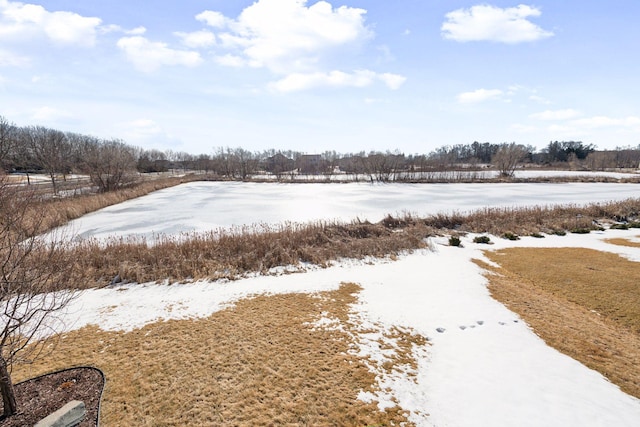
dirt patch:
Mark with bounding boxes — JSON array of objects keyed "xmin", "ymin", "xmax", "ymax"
[
  {"xmin": 9, "ymin": 283, "xmax": 418, "ymax": 426},
  {"xmin": 477, "ymin": 247, "xmax": 640, "ymax": 398},
  {"xmin": 0, "ymin": 367, "xmax": 104, "ymax": 427}
]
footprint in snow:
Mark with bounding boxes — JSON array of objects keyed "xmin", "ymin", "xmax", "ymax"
[{"xmin": 436, "ymin": 327, "xmax": 446, "ymax": 333}]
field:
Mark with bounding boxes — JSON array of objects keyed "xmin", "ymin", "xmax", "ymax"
[{"xmin": 5, "ymin": 181, "xmax": 640, "ymax": 426}]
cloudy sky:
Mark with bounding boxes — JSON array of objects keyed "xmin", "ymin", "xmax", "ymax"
[{"xmin": 1, "ymin": 0, "xmax": 639, "ymax": 154}]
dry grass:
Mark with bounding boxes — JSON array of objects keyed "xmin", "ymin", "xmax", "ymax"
[
  {"xmin": 12, "ymin": 283, "xmax": 419, "ymax": 426},
  {"xmin": 423, "ymin": 198, "xmax": 640, "ymax": 236},
  {"xmin": 605, "ymin": 236, "xmax": 640, "ymax": 248},
  {"xmin": 36, "ymin": 197, "xmax": 640, "ymax": 290},
  {"xmin": 477, "ymin": 248, "xmax": 640, "ymax": 398},
  {"xmin": 66, "ymin": 219, "xmax": 433, "ymax": 287}
]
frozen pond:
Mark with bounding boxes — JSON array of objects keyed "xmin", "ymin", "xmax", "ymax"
[{"xmin": 62, "ymin": 181, "xmax": 640, "ymax": 241}]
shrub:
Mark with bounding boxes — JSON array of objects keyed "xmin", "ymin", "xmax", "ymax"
[
  {"xmin": 502, "ymin": 232, "xmax": 520, "ymax": 241},
  {"xmin": 473, "ymin": 235, "xmax": 492, "ymax": 244},
  {"xmin": 610, "ymin": 223, "xmax": 629, "ymax": 230},
  {"xmin": 448, "ymin": 235, "xmax": 462, "ymax": 247},
  {"xmin": 571, "ymin": 228, "xmax": 591, "ymax": 234},
  {"xmin": 553, "ymin": 230, "xmax": 567, "ymax": 236},
  {"xmin": 530, "ymin": 232, "xmax": 545, "ymax": 238},
  {"xmin": 628, "ymin": 221, "xmax": 640, "ymax": 228}
]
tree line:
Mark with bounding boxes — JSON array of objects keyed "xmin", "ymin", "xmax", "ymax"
[{"xmin": 2, "ymin": 115, "xmax": 639, "ymax": 190}]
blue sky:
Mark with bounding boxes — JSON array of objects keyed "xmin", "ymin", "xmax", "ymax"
[{"xmin": 1, "ymin": 0, "xmax": 639, "ymax": 154}]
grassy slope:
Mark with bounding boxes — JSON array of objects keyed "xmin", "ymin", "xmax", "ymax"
[{"xmin": 478, "ymin": 245, "xmax": 640, "ymax": 398}]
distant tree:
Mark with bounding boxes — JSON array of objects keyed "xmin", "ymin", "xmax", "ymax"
[
  {"xmin": 0, "ymin": 178, "xmax": 79, "ymax": 417},
  {"xmin": 80, "ymin": 139, "xmax": 138, "ymax": 192},
  {"xmin": 543, "ymin": 141, "xmax": 595, "ymax": 163},
  {"xmin": 492, "ymin": 143, "xmax": 529, "ymax": 177},
  {"xmin": 24, "ymin": 126, "xmax": 72, "ymax": 194},
  {"xmin": 137, "ymin": 149, "xmax": 169, "ymax": 173},
  {"xmin": 0, "ymin": 116, "xmax": 17, "ymax": 173}
]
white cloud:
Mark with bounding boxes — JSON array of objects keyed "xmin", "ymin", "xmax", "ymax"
[
  {"xmin": 457, "ymin": 88, "xmax": 503, "ymax": 104},
  {"xmin": 117, "ymin": 36, "xmax": 203, "ymax": 72},
  {"xmin": 269, "ymin": 69, "xmax": 405, "ymax": 93},
  {"xmin": 530, "ymin": 109, "xmax": 582, "ymax": 121},
  {"xmin": 379, "ymin": 73, "xmax": 406, "ymax": 90},
  {"xmin": 100, "ymin": 24, "xmax": 146, "ymax": 36},
  {"xmin": 529, "ymin": 94, "xmax": 551, "ymax": 104},
  {"xmin": 174, "ymin": 30, "xmax": 216, "ymax": 48},
  {"xmin": 214, "ymin": 54, "xmax": 247, "ymax": 67},
  {"xmin": 199, "ymin": 0, "xmax": 372, "ymax": 73},
  {"xmin": 0, "ymin": 0, "xmax": 102, "ymax": 46},
  {"xmin": 441, "ymin": 4, "xmax": 553, "ymax": 44},
  {"xmin": 196, "ymin": 10, "xmax": 228, "ymax": 28}
]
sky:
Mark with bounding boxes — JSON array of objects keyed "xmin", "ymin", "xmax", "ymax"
[{"xmin": 1, "ymin": 0, "xmax": 639, "ymax": 155}]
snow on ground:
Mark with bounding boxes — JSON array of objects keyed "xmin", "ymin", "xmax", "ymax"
[
  {"xmin": 59, "ymin": 181, "xmax": 640, "ymax": 242},
  {"xmin": 46, "ymin": 182, "xmax": 640, "ymax": 425},
  {"xmin": 62, "ymin": 229, "xmax": 640, "ymax": 426}
]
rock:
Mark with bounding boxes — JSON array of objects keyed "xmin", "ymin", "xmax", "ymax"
[{"xmin": 34, "ymin": 400, "xmax": 86, "ymax": 427}]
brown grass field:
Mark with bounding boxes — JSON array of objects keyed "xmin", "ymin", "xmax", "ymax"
[
  {"xmin": 11, "ymin": 283, "xmax": 426, "ymax": 426},
  {"xmin": 478, "ymin": 246, "xmax": 640, "ymax": 399}
]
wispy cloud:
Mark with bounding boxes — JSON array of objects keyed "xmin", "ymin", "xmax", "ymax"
[
  {"xmin": 174, "ymin": 30, "xmax": 216, "ymax": 48},
  {"xmin": 117, "ymin": 36, "xmax": 202, "ymax": 72},
  {"xmin": 457, "ymin": 88, "xmax": 503, "ymax": 104},
  {"xmin": 269, "ymin": 69, "xmax": 405, "ymax": 93},
  {"xmin": 442, "ymin": 4, "xmax": 553, "ymax": 44}
]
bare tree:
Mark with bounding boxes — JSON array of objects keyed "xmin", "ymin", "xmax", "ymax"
[
  {"xmin": 0, "ymin": 117, "xmax": 17, "ymax": 173},
  {"xmin": 0, "ymin": 178, "xmax": 79, "ymax": 417},
  {"xmin": 24, "ymin": 126, "xmax": 72, "ymax": 194},
  {"xmin": 492, "ymin": 143, "xmax": 529, "ymax": 177},
  {"xmin": 80, "ymin": 139, "xmax": 138, "ymax": 192}
]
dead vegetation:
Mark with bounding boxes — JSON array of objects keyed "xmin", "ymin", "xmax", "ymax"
[
  {"xmin": 53, "ymin": 197, "xmax": 640, "ymax": 289},
  {"xmin": 605, "ymin": 237, "xmax": 640, "ymax": 248},
  {"xmin": 477, "ymin": 247, "xmax": 640, "ymax": 398},
  {"xmin": 10, "ymin": 283, "xmax": 421, "ymax": 426}
]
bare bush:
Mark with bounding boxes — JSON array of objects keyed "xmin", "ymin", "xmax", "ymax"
[{"xmin": 0, "ymin": 178, "xmax": 79, "ymax": 417}]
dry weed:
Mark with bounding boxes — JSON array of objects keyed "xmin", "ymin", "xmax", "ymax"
[{"xmin": 477, "ymin": 247, "xmax": 640, "ymax": 398}]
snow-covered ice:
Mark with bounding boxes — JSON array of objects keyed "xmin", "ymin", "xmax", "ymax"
[
  {"xmin": 50, "ymin": 182, "xmax": 640, "ymax": 425},
  {"xmin": 58, "ymin": 181, "xmax": 640, "ymax": 242}
]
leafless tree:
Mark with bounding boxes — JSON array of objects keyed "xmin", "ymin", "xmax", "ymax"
[
  {"xmin": 0, "ymin": 117, "xmax": 17, "ymax": 173},
  {"xmin": 0, "ymin": 178, "xmax": 79, "ymax": 417},
  {"xmin": 492, "ymin": 143, "xmax": 529, "ymax": 177},
  {"xmin": 80, "ymin": 139, "xmax": 138, "ymax": 192},
  {"xmin": 24, "ymin": 126, "xmax": 72, "ymax": 194}
]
